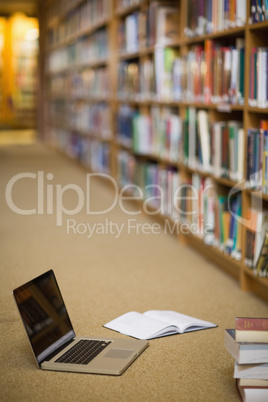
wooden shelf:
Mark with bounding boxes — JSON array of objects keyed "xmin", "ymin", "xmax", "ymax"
[
  {"xmin": 40, "ymin": 0, "xmax": 268, "ymax": 304},
  {"xmin": 248, "ymin": 20, "xmax": 268, "ymax": 31},
  {"xmin": 47, "ymin": 17, "xmax": 111, "ymax": 52},
  {"xmin": 182, "ymin": 25, "xmax": 246, "ymax": 45}
]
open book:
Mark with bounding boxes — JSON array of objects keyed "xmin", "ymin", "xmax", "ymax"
[{"xmin": 104, "ymin": 310, "xmax": 217, "ymax": 340}]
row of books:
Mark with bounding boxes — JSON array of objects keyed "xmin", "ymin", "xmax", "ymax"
[
  {"xmin": 117, "ymin": 3, "xmax": 180, "ymax": 54},
  {"xmin": 48, "ymin": 0, "xmax": 111, "ymax": 27},
  {"xmin": 118, "ymin": 13, "xmax": 143, "ymax": 54},
  {"xmin": 246, "ymin": 121, "xmax": 268, "ymax": 193},
  {"xmin": 117, "ymin": 150, "xmax": 180, "ymax": 220},
  {"xmin": 49, "ymin": 67, "xmax": 110, "ymax": 100},
  {"xmin": 250, "ymin": 0, "xmax": 268, "ymax": 23},
  {"xmin": 183, "ymin": 108, "xmax": 244, "ymax": 181},
  {"xmin": 117, "ymin": 105, "xmax": 182, "ymax": 162},
  {"xmin": 47, "ymin": 0, "xmax": 73, "ymax": 21},
  {"xmin": 117, "ymin": 39, "xmax": 245, "ymax": 105},
  {"xmin": 244, "ymin": 208, "xmax": 268, "ymax": 277},
  {"xmin": 48, "ymin": 28, "xmax": 109, "ymax": 73},
  {"xmin": 49, "ymin": 127, "xmax": 110, "ymax": 173},
  {"xmin": 254, "ymin": 231, "xmax": 268, "ymax": 278},
  {"xmin": 117, "ymin": 60, "xmax": 140, "ymax": 100},
  {"xmin": 116, "ymin": 0, "xmax": 142, "ymax": 10},
  {"xmin": 117, "ymin": 151, "xmax": 243, "ymax": 258},
  {"xmin": 178, "ymin": 174, "xmax": 242, "ymax": 259},
  {"xmin": 185, "ymin": 0, "xmax": 246, "ymax": 37},
  {"xmin": 68, "ymin": 101, "xmax": 112, "ymax": 139},
  {"xmin": 225, "ymin": 317, "xmax": 268, "ymax": 402},
  {"xmin": 47, "ymin": 0, "xmax": 78, "ymax": 21},
  {"xmin": 117, "ymin": 106, "xmax": 244, "ymax": 182},
  {"xmin": 156, "ymin": 40, "xmax": 245, "ymax": 105},
  {"xmin": 48, "ymin": 100, "xmax": 112, "ymax": 140},
  {"xmin": 249, "ymin": 47, "xmax": 268, "ymax": 109},
  {"xmin": 48, "ymin": 0, "xmax": 111, "ymax": 47}
]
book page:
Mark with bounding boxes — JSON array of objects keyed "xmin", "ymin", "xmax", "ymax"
[
  {"xmin": 144, "ymin": 310, "xmax": 217, "ymax": 332},
  {"xmin": 104, "ymin": 311, "xmax": 178, "ymax": 340}
]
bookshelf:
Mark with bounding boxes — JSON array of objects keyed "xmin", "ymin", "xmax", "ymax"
[{"xmin": 40, "ymin": 0, "xmax": 268, "ymax": 303}]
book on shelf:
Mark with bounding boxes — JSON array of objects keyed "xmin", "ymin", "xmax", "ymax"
[
  {"xmin": 255, "ymin": 232, "xmax": 268, "ymax": 277},
  {"xmin": 49, "ymin": 128, "xmax": 110, "ymax": 174},
  {"xmin": 183, "ymin": 108, "xmax": 244, "ymax": 180},
  {"xmin": 48, "ymin": 28, "xmax": 109, "ymax": 73},
  {"xmin": 250, "ymin": 0, "xmax": 268, "ymax": 23},
  {"xmin": 224, "ymin": 329, "xmax": 268, "ymax": 364},
  {"xmin": 235, "ymin": 317, "xmax": 268, "ymax": 343},
  {"xmin": 117, "ymin": 151, "xmax": 136, "ymax": 187},
  {"xmin": 191, "ymin": 174, "xmax": 206, "ymax": 238},
  {"xmin": 140, "ymin": 58, "xmax": 156, "ymax": 100},
  {"xmin": 202, "ymin": 178, "xmax": 215, "ymax": 245},
  {"xmin": 197, "ymin": 109, "xmax": 210, "ymax": 172},
  {"xmin": 155, "ymin": 5, "xmax": 180, "ymax": 45},
  {"xmin": 48, "ymin": 0, "xmax": 111, "ymax": 45},
  {"xmin": 244, "ymin": 209, "xmax": 268, "ymax": 269},
  {"xmin": 226, "ymin": 192, "xmax": 242, "ymax": 259},
  {"xmin": 236, "ymin": 378, "xmax": 268, "ymax": 402},
  {"xmin": 215, "ymin": 195, "xmax": 230, "ymax": 251},
  {"xmin": 262, "ymin": 120, "xmax": 268, "ymax": 194},
  {"xmin": 117, "ymin": 106, "xmax": 182, "ymax": 162},
  {"xmin": 132, "ymin": 113, "xmax": 151, "ymax": 155},
  {"xmin": 214, "ymin": 192, "xmax": 241, "ymax": 259},
  {"xmin": 63, "ymin": 67, "xmax": 110, "ymax": 100},
  {"xmin": 132, "ymin": 38, "xmax": 245, "ymax": 105},
  {"xmin": 117, "ymin": 60, "xmax": 140, "ymax": 100},
  {"xmin": 184, "ymin": 0, "xmax": 246, "ymax": 37},
  {"xmin": 147, "ymin": 2, "xmax": 180, "ymax": 47},
  {"xmin": 90, "ymin": 140, "xmax": 110, "ymax": 174},
  {"xmin": 104, "ymin": 310, "xmax": 217, "ymax": 340},
  {"xmin": 117, "ymin": 151, "xmax": 180, "ymax": 219},
  {"xmin": 117, "ymin": 105, "xmax": 136, "ymax": 148},
  {"xmin": 174, "ymin": 172, "xmax": 242, "ymax": 257},
  {"xmin": 117, "ymin": 0, "xmax": 141, "ymax": 9},
  {"xmin": 123, "ymin": 12, "xmax": 140, "ymax": 53},
  {"xmin": 69, "ymin": 102, "xmax": 112, "ymax": 139},
  {"xmin": 154, "ymin": 46, "xmax": 179, "ymax": 101},
  {"xmin": 246, "ymin": 121, "xmax": 268, "ymax": 192},
  {"xmin": 249, "ymin": 47, "xmax": 268, "ymax": 109}
]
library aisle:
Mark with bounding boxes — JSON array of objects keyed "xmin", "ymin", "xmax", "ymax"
[{"xmin": 0, "ymin": 142, "xmax": 267, "ymax": 402}]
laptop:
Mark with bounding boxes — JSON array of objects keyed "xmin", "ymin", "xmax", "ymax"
[{"xmin": 13, "ymin": 269, "xmax": 148, "ymax": 375}]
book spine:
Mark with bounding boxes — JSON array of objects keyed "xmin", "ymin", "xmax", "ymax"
[{"xmin": 236, "ymin": 317, "xmax": 268, "ymax": 331}]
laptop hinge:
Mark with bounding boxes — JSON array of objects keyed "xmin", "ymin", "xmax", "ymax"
[{"xmin": 40, "ymin": 338, "xmax": 75, "ymax": 366}]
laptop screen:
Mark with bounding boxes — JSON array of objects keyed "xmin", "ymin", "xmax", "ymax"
[{"xmin": 13, "ymin": 270, "xmax": 75, "ymax": 365}]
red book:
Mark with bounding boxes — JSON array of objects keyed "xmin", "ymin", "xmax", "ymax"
[
  {"xmin": 204, "ymin": 39, "xmax": 213, "ymax": 104},
  {"xmin": 235, "ymin": 317, "xmax": 268, "ymax": 343}
]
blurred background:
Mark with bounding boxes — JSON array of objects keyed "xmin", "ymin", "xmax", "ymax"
[{"xmin": 0, "ymin": 0, "xmax": 39, "ymax": 145}]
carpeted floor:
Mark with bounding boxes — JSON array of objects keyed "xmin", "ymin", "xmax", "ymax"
[{"xmin": 0, "ymin": 142, "xmax": 267, "ymax": 402}]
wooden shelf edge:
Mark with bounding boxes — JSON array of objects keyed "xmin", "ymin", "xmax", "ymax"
[
  {"xmin": 240, "ymin": 268, "xmax": 268, "ymax": 303},
  {"xmin": 182, "ymin": 232, "xmax": 241, "ymax": 281},
  {"xmin": 248, "ymin": 20, "xmax": 268, "ymax": 31},
  {"xmin": 182, "ymin": 25, "xmax": 246, "ymax": 45}
]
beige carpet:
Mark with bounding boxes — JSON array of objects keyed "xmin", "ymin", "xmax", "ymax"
[{"xmin": 0, "ymin": 143, "xmax": 267, "ymax": 402}]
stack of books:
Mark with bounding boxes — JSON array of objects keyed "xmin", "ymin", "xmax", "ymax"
[{"xmin": 225, "ymin": 317, "xmax": 268, "ymax": 401}]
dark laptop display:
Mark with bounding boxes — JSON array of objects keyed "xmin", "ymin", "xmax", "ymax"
[
  {"xmin": 13, "ymin": 270, "xmax": 149, "ymax": 375},
  {"xmin": 13, "ymin": 270, "xmax": 75, "ymax": 365}
]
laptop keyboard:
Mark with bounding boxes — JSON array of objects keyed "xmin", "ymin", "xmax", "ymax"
[{"xmin": 55, "ymin": 339, "xmax": 111, "ymax": 365}]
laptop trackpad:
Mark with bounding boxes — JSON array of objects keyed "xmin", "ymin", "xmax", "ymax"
[{"xmin": 103, "ymin": 349, "xmax": 134, "ymax": 359}]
